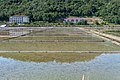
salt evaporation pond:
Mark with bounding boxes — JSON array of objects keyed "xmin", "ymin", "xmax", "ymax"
[{"xmin": 0, "ymin": 53, "xmax": 120, "ymax": 80}]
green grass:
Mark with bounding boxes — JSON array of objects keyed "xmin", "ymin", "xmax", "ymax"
[
  {"xmin": 0, "ymin": 52, "xmax": 101, "ymax": 62},
  {"xmin": 12, "ymin": 36, "xmax": 104, "ymax": 41},
  {"xmin": 94, "ymin": 28, "xmax": 120, "ymax": 37},
  {"xmin": 29, "ymin": 33, "xmax": 70, "ymax": 36},
  {"xmin": 0, "ymin": 42, "xmax": 119, "ymax": 51},
  {"xmin": 29, "ymin": 33, "xmax": 92, "ymax": 37},
  {"xmin": 0, "ymin": 37, "xmax": 10, "ymax": 40},
  {"xmin": 104, "ymin": 31, "xmax": 120, "ymax": 37}
]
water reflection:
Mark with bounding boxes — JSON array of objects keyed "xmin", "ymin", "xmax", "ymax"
[
  {"xmin": 0, "ymin": 52, "xmax": 101, "ymax": 63},
  {"xmin": 0, "ymin": 53, "xmax": 120, "ymax": 80}
]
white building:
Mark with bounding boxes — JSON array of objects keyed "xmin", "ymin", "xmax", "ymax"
[
  {"xmin": 9, "ymin": 15, "xmax": 29, "ymax": 24},
  {"xmin": 64, "ymin": 17, "xmax": 83, "ymax": 23},
  {"xmin": 64, "ymin": 17, "xmax": 104, "ymax": 24}
]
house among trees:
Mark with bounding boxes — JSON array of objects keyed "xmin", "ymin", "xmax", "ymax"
[
  {"xmin": 9, "ymin": 15, "xmax": 29, "ymax": 24},
  {"xmin": 64, "ymin": 17, "xmax": 104, "ymax": 25},
  {"xmin": 64, "ymin": 17, "xmax": 85, "ymax": 23}
]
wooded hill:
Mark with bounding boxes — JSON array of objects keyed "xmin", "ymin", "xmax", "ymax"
[{"xmin": 0, "ymin": 0, "xmax": 120, "ymax": 24}]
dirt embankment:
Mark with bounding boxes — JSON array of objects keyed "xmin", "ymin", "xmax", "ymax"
[
  {"xmin": 91, "ymin": 30, "xmax": 120, "ymax": 46},
  {"xmin": 77, "ymin": 27, "xmax": 120, "ymax": 46}
]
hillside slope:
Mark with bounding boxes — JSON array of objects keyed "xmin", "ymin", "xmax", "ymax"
[{"xmin": 0, "ymin": 0, "xmax": 120, "ymax": 24}]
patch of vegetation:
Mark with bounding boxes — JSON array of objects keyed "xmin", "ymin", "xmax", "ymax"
[
  {"xmin": 0, "ymin": 37, "xmax": 10, "ymax": 40},
  {"xmin": 104, "ymin": 29, "xmax": 120, "ymax": 37},
  {"xmin": 0, "ymin": 42, "xmax": 119, "ymax": 51},
  {"xmin": 0, "ymin": 0, "xmax": 120, "ymax": 24},
  {"xmin": 95, "ymin": 28, "xmax": 120, "ymax": 37},
  {"xmin": 0, "ymin": 27, "xmax": 119, "ymax": 51},
  {"xmin": 12, "ymin": 36, "xmax": 104, "ymax": 41},
  {"xmin": 0, "ymin": 52, "xmax": 101, "ymax": 63}
]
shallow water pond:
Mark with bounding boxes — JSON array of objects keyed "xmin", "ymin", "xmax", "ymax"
[{"xmin": 0, "ymin": 53, "xmax": 120, "ymax": 80}]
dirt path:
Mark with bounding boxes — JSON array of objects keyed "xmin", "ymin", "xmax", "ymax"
[
  {"xmin": 78, "ymin": 28, "xmax": 120, "ymax": 46},
  {"xmin": 90, "ymin": 30, "xmax": 120, "ymax": 46}
]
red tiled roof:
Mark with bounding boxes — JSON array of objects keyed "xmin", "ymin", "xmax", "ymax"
[
  {"xmin": 64, "ymin": 17, "xmax": 82, "ymax": 20},
  {"xmin": 64, "ymin": 17, "xmax": 95, "ymax": 21}
]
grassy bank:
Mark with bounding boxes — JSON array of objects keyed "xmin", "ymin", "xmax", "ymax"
[
  {"xmin": 0, "ymin": 42, "xmax": 119, "ymax": 51},
  {"xmin": 94, "ymin": 28, "xmax": 120, "ymax": 37},
  {"xmin": 12, "ymin": 36, "xmax": 103, "ymax": 41},
  {"xmin": 104, "ymin": 30, "xmax": 120, "ymax": 37}
]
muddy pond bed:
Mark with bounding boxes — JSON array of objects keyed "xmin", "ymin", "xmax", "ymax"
[
  {"xmin": 0, "ymin": 27, "xmax": 120, "ymax": 51},
  {"xmin": 0, "ymin": 27, "xmax": 120, "ymax": 80}
]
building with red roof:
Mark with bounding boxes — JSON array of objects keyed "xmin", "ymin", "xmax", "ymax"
[{"xmin": 64, "ymin": 17, "xmax": 104, "ymax": 24}]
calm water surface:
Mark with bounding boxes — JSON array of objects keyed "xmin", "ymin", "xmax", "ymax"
[{"xmin": 0, "ymin": 53, "xmax": 120, "ymax": 80}]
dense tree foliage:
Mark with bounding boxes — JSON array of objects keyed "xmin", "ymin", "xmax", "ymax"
[{"xmin": 0, "ymin": 0, "xmax": 120, "ymax": 24}]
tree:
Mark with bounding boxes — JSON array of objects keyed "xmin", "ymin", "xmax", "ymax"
[{"xmin": 0, "ymin": 0, "xmax": 120, "ymax": 24}]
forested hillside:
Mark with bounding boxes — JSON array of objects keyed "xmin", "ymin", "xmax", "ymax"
[{"xmin": 0, "ymin": 0, "xmax": 120, "ymax": 24}]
